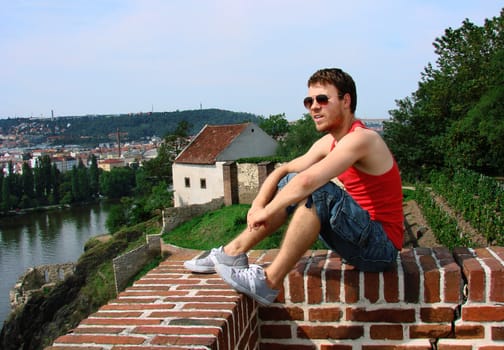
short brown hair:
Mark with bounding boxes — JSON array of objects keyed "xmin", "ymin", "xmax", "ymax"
[{"xmin": 308, "ymin": 68, "xmax": 357, "ymax": 113}]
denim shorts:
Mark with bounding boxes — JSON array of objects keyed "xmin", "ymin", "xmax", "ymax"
[{"xmin": 277, "ymin": 173, "xmax": 398, "ymax": 272}]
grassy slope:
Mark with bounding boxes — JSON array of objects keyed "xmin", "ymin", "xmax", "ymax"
[{"xmin": 162, "ymin": 204, "xmax": 326, "ymax": 250}]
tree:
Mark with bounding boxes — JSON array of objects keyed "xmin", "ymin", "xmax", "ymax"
[
  {"xmin": 384, "ymin": 9, "xmax": 504, "ymax": 179},
  {"xmin": 100, "ymin": 167, "xmax": 136, "ymax": 199},
  {"xmin": 88, "ymin": 154, "xmax": 100, "ymax": 197},
  {"xmin": 50, "ymin": 164, "xmax": 61, "ymax": 204},
  {"xmin": 258, "ymin": 113, "xmax": 290, "ymax": 140},
  {"xmin": 21, "ymin": 162, "xmax": 34, "ymax": 199},
  {"xmin": 277, "ymin": 114, "xmax": 321, "ymax": 159}
]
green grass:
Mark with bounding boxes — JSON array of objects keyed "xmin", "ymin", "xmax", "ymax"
[{"xmin": 162, "ymin": 204, "xmax": 326, "ymax": 250}]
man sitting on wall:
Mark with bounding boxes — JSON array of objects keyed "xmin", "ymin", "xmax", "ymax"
[{"xmin": 184, "ymin": 68, "xmax": 404, "ymax": 305}]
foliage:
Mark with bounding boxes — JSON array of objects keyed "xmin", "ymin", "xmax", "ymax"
[
  {"xmin": 99, "ymin": 167, "xmax": 136, "ymax": 199},
  {"xmin": 277, "ymin": 114, "xmax": 322, "ymax": 159},
  {"xmin": 258, "ymin": 113, "xmax": 290, "ymax": 140},
  {"xmin": 0, "ymin": 109, "xmax": 260, "ymax": 146},
  {"xmin": 413, "ymin": 183, "xmax": 474, "ymax": 249},
  {"xmin": 429, "ymin": 169, "xmax": 503, "ymax": 245},
  {"xmin": 162, "ymin": 204, "xmax": 325, "ymax": 250},
  {"xmin": 384, "ymin": 9, "xmax": 504, "ymax": 179}
]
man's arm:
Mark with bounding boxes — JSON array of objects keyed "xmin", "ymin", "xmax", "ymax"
[
  {"xmin": 250, "ymin": 134, "xmax": 331, "ymax": 209},
  {"xmin": 248, "ymin": 129, "xmax": 379, "ymax": 229}
]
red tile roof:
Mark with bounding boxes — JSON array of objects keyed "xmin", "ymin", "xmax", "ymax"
[{"xmin": 174, "ymin": 123, "xmax": 249, "ymax": 164}]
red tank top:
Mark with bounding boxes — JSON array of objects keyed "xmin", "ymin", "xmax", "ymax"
[{"xmin": 332, "ymin": 120, "xmax": 404, "ymax": 249}]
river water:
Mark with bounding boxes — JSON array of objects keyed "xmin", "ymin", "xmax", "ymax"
[{"xmin": 0, "ymin": 201, "xmax": 112, "ymax": 326}]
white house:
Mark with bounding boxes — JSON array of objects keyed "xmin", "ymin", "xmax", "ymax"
[{"xmin": 172, "ymin": 123, "xmax": 278, "ymax": 207}]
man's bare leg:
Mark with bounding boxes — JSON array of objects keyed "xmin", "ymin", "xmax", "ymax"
[
  {"xmin": 264, "ymin": 200, "xmax": 321, "ymax": 289},
  {"xmin": 224, "ymin": 208, "xmax": 288, "ymax": 256}
]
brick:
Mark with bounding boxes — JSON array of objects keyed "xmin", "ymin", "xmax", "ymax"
[
  {"xmin": 100, "ymin": 303, "xmax": 175, "ymax": 311},
  {"xmin": 363, "ymin": 346, "xmax": 432, "ymax": 350},
  {"xmin": 320, "ymin": 345, "xmax": 352, "ymax": 350},
  {"xmin": 347, "ymin": 307, "xmax": 416, "ymax": 323},
  {"xmin": 260, "ymin": 343, "xmax": 316, "ymax": 350},
  {"xmin": 455, "ymin": 324, "xmax": 485, "ymax": 339},
  {"xmin": 81, "ymin": 318, "xmax": 161, "ymax": 326},
  {"xmin": 46, "ymin": 347, "xmax": 103, "ymax": 350},
  {"xmin": 54, "ymin": 334, "xmax": 145, "ymax": 345},
  {"xmin": 325, "ymin": 257, "xmax": 342, "ymax": 302},
  {"xmin": 72, "ymin": 327, "xmax": 125, "ymax": 334},
  {"xmin": 491, "ymin": 326, "xmax": 504, "ymax": 340},
  {"xmin": 462, "ymin": 305, "xmax": 504, "ymax": 322},
  {"xmin": 369, "ymin": 324, "xmax": 403, "ymax": 340},
  {"xmin": 419, "ymin": 254, "xmax": 441, "ymax": 303},
  {"xmin": 409, "ymin": 324, "xmax": 452, "ymax": 338},
  {"xmin": 436, "ymin": 342, "xmax": 472, "ymax": 350},
  {"xmin": 307, "ymin": 253, "xmax": 325, "ymax": 304},
  {"xmin": 420, "ymin": 307, "xmax": 457, "ymax": 323},
  {"xmin": 343, "ymin": 265, "xmax": 360, "ymax": 303},
  {"xmin": 400, "ymin": 249, "xmax": 420, "ymax": 303},
  {"xmin": 490, "ymin": 246, "xmax": 504, "ymax": 260},
  {"xmin": 260, "ymin": 324, "xmax": 292, "ymax": 339},
  {"xmin": 297, "ymin": 325, "xmax": 363, "ymax": 339},
  {"xmin": 287, "ymin": 258, "xmax": 307, "ymax": 303},
  {"xmin": 453, "ymin": 247, "xmax": 486, "ymax": 302},
  {"xmin": 259, "ymin": 306, "xmax": 304, "ymax": 321},
  {"xmin": 150, "ymin": 335, "xmax": 215, "ymax": 348},
  {"xmin": 113, "ymin": 347, "xmax": 206, "ymax": 350},
  {"xmin": 308, "ymin": 307, "xmax": 342, "ymax": 322},
  {"xmin": 483, "ymin": 257, "xmax": 504, "ymax": 302},
  {"xmin": 383, "ymin": 264, "xmax": 399, "ymax": 302},
  {"xmin": 134, "ymin": 326, "xmax": 221, "ymax": 336},
  {"xmin": 364, "ymin": 271, "xmax": 380, "ymax": 303},
  {"xmin": 147, "ymin": 310, "xmax": 231, "ymax": 319}
]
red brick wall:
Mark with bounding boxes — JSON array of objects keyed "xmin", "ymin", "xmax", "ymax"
[{"xmin": 47, "ymin": 246, "xmax": 504, "ymax": 350}]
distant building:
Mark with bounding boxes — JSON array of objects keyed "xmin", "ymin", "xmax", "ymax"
[
  {"xmin": 172, "ymin": 123, "xmax": 278, "ymax": 207},
  {"xmin": 98, "ymin": 158, "xmax": 126, "ymax": 171},
  {"xmin": 52, "ymin": 156, "xmax": 77, "ymax": 173}
]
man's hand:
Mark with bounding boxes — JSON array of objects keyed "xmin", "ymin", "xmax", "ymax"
[{"xmin": 247, "ymin": 206, "xmax": 269, "ymax": 231}]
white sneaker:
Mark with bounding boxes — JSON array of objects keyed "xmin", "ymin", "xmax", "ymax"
[
  {"xmin": 215, "ymin": 264, "xmax": 280, "ymax": 305},
  {"xmin": 184, "ymin": 246, "xmax": 248, "ymax": 274}
]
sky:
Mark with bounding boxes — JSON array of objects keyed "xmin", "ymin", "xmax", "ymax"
[{"xmin": 1, "ymin": 1, "xmax": 502, "ymax": 121}]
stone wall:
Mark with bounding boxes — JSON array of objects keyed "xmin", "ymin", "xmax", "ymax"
[
  {"xmin": 112, "ymin": 235, "xmax": 161, "ymax": 293},
  {"xmin": 162, "ymin": 197, "xmax": 224, "ymax": 233},
  {"xmin": 10, "ymin": 262, "xmax": 75, "ymax": 310}
]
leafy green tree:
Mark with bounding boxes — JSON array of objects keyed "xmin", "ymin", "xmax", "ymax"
[
  {"xmin": 1, "ymin": 170, "xmax": 11, "ymax": 211},
  {"xmin": 143, "ymin": 182, "xmax": 173, "ymax": 214},
  {"xmin": 21, "ymin": 162, "xmax": 34, "ymax": 199},
  {"xmin": 100, "ymin": 167, "xmax": 136, "ymax": 199},
  {"xmin": 71, "ymin": 166, "xmax": 80, "ymax": 202},
  {"xmin": 384, "ymin": 9, "xmax": 504, "ymax": 178},
  {"xmin": 258, "ymin": 113, "xmax": 290, "ymax": 140},
  {"xmin": 77, "ymin": 159, "xmax": 90, "ymax": 201},
  {"xmin": 174, "ymin": 120, "xmax": 192, "ymax": 137},
  {"xmin": 105, "ymin": 199, "xmax": 129, "ymax": 233},
  {"xmin": 88, "ymin": 154, "xmax": 100, "ymax": 196},
  {"xmin": 50, "ymin": 164, "xmax": 61, "ymax": 204},
  {"xmin": 277, "ymin": 114, "xmax": 321, "ymax": 159},
  {"xmin": 0, "ymin": 170, "xmax": 3, "ymax": 205}
]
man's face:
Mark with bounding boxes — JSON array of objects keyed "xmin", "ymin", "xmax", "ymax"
[{"xmin": 306, "ymin": 83, "xmax": 347, "ymax": 132}]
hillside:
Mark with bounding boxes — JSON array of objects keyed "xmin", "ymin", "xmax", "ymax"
[{"xmin": 0, "ymin": 109, "xmax": 260, "ymax": 146}]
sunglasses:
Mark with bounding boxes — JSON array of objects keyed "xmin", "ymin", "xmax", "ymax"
[{"xmin": 303, "ymin": 94, "xmax": 343, "ymax": 109}]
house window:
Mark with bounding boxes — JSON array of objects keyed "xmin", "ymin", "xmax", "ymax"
[
  {"xmin": 200, "ymin": 178, "xmax": 207, "ymax": 189},
  {"xmin": 184, "ymin": 177, "xmax": 190, "ymax": 188}
]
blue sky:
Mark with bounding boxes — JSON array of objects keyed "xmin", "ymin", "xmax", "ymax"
[{"xmin": 1, "ymin": 1, "xmax": 502, "ymax": 121}]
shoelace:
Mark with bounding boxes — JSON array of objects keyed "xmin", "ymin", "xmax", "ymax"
[{"xmin": 232, "ymin": 265, "xmax": 264, "ymax": 294}]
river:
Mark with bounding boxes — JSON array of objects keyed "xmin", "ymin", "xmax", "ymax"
[{"xmin": 0, "ymin": 201, "xmax": 112, "ymax": 326}]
